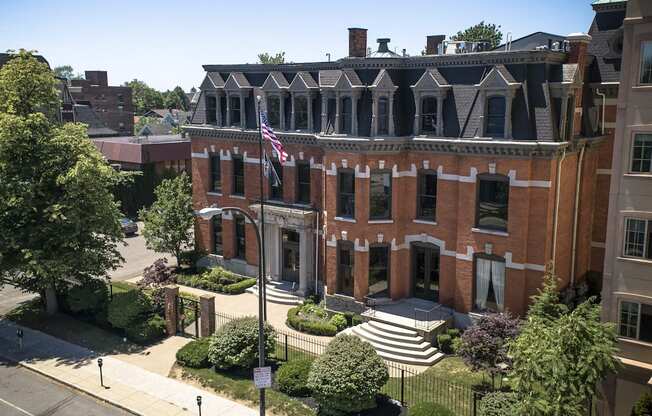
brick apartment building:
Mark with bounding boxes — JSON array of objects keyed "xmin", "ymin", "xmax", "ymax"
[
  {"xmin": 70, "ymin": 70, "xmax": 134, "ymax": 135},
  {"xmin": 186, "ymin": 24, "xmax": 612, "ymax": 326}
]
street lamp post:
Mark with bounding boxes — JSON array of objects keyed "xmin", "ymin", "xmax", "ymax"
[{"xmin": 197, "ymin": 206, "xmax": 266, "ymax": 416}]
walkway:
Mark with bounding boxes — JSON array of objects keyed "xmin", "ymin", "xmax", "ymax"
[{"xmin": 0, "ymin": 319, "xmax": 257, "ymax": 416}]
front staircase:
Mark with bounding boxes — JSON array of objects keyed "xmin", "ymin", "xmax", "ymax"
[
  {"xmin": 343, "ymin": 319, "xmax": 444, "ymax": 366},
  {"xmin": 246, "ymin": 280, "xmax": 303, "ymax": 305}
]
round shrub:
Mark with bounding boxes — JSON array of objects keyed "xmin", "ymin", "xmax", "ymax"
[
  {"xmin": 329, "ymin": 313, "xmax": 348, "ymax": 332},
  {"xmin": 307, "ymin": 334, "xmax": 389, "ymax": 415},
  {"xmin": 446, "ymin": 328, "xmax": 461, "ymax": 338},
  {"xmin": 125, "ymin": 314, "xmax": 166, "ymax": 345},
  {"xmin": 437, "ymin": 334, "xmax": 453, "ymax": 354},
  {"xmin": 107, "ymin": 289, "xmax": 153, "ymax": 330},
  {"xmin": 176, "ymin": 338, "xmax": 211, "ymax": 368},
  {"xmin": 66, "ymin": 279, "xmax": 109, "ymax": 316},
  {"xmin": 276, "ymin": 359, "xmax": 313, "ymax": 397},
  {"xmin": 409, "ymin": 402, "xmax": 455, "ymax": 416},
  {"xmin": 632, "ymin": 391, "xmax": 652, "ymax": 415},
  {"xmin": 479, "ymin": 392, "xmax": 520, "ymax": 416},
  {"xmin": 208, "ymin": 316, "xmax": 276, "ymax": 370}
]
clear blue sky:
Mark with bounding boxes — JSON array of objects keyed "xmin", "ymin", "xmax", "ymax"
[{"xmin": 1, "ymin": 0, "xmax": 597, "ymax": 92}]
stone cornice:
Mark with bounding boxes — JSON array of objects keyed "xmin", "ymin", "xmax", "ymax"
[
  {"xmin": 183, "ymin": 125, "xmax": 601, "ymax": 158},
  {"xmin": 202, "ymin": 50, "xmax": 567, "ymax": 74}
]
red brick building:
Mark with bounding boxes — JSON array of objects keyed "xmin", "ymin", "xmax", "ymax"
[{"xmin": 187, "ymin": 29, "xmax": 610, "ymax": 325}]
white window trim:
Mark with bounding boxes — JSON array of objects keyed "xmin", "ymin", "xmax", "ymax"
[
  {"xmin": 639, "ymin": 40, "xmax": 652, "ymax": 86},
  {"xmin": 617, "ymin": 299, "xmax": 652, "ymax": 343},
  {"xmin": 630, "ymin": 132, "xmax": 652, "ymax": 174},
  {"xmin": 623, "ymin": 217, "xmax": 651, "ymax": 259}
]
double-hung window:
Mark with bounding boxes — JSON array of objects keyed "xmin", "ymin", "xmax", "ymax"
[
  {"xmin": 631, "ymin": 134, "xmax": 652, "ymax": 173},
  {"xmin": 232, "ymin": 155, "xmax": 244, "ymax": 196},
  {"xmin": 230, "ymin": 96, "xmax": 241, "ymax": 126},
  {"xmin": 640, "ymin": 41, "xmax": 652, "ymax": 85},
  {"xmin": 476, "ymin": 175, "xmax": 509, "ymax": 231},
  {"xmin": 337, "ymin": 170, "xmax": 355, "ymax": 218},
  {"xmin": 486, "ymin": 96, "xmax": 506, "ymax": 138},
  {"xmin": 369, "ymin": 171, "xmax": 391, "ymax": 220},
  {"xmin": 624, "ymin": 218, "xmax": 652, "ymax": 259},
  {"xmin": 421, "ymin": 97, "xmax": 437, "ymax": 133},
  {"xmin": 234, "ymin": 214, "xmax": 246, "ymax": 259},
  {"xmin": 206, "ymin": 95, "xmax": 217, "ymax": 124},
  {"xmin": 296, "ymin": 161, "xmax": 311, "ymax": 204},
  {"xmin": 377, "ymin": 97, "xmax": 389, "ymax": 136},
  {"xmin": 417, "ymin": 171, "xmax": 437, "ymax": 221},
  {"xmin": 268, "ymin": 96, "xmax": 281, "ymax": 129},
  {"xmin": 213, "ymin": 215, "xmax": 223, "ymax": 255},
  {"xmin": 295, "ymin": 96, "xmax": 308, "ymax": 130},
  {"xmin": 619, "ymin": 300, "xmax": 652, "ymax": 343},
  {"xmin": 337, "ymin": 241, "xmax": 354, "ymax": 297},
  {"xmin": 210, "ymin": 155, "xmax": 221, "ymax": 193}
]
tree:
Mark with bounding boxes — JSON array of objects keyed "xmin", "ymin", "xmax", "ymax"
[
  {"xmin": 139, "ymin": 173, "xmax": 193, "ymax": 265},
  {"xmin": 162, "ymin": 86, "xmax": 189, "ymax": 111},
  {"xmin": 457, "ymin": 312, "xmax": 520, "ymax": 389},
  {"xmin": 53, "ymin": 65, "xmax": 83, "ymax": 80},
  {"xmin": 124, "ymin": 79, "xmax": 164, "ymax": 115},
  {"xmin": 509, "ymin": 272, "xmax": 620, "ymax": 416},
  {"xmin": 452, "ymin": 21, "xmax": 503, "ymax": 49},
  {"xmin": 138, "ymin": 258, "xmax": 176, "ymax": 289},
  {"xmin": 258, "ymin": 51, "xmax": 285, "ymax": 64},
  {"xmin": 0, "ymin": 50, "xmax": 124, "ymax": 314}
]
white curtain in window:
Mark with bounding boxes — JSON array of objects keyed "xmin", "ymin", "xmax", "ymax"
[
  {"xmin": 475, "ymin": 258, "xmax": 491, "ymax": 309},
  {"xmin": 491, "ymin": 261, "xmax": 506, "ymax": 311}
]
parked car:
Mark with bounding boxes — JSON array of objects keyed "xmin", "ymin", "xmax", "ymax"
[{"xmin": 120, "ymin": 218, "xmax": 138, "ymax": 236}]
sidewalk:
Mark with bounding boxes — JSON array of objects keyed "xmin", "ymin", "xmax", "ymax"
[{"xmin": 0, "ymin": 319, "xmax": 257, "ymax": 416}]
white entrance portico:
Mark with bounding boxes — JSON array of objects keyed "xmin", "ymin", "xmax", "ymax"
[{"xmin": 250, "ymin": 204, "xmax": 316, "ymax": 296}]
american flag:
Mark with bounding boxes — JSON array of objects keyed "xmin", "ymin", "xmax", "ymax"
[{"xmin": 260, "ymin": 112, "xmax": 288, "ymax": 164}]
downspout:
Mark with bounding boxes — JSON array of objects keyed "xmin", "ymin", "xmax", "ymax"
[
  {"xmin": 596, "ymin": 89, "xmax": 606, "ymax": 135},
  {"xmin": 552, "ymin": 149, "xmax": 567, "ymax": 266},
  {"xmin": 315, "ymin": 211, "xmax": 319, "ymax": 296},
  {"xmin": 570, "ymin": 144, "xmax": 586, "ymax": 286}
]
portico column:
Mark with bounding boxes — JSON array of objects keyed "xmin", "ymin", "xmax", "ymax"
[
  {"xmin": 320, "ymin": 93, "xmax": 328, "ymax": 133},
  {"xmin": 307, "ymin": 93, "xmax": 314, "ymax": 132},
  {"xmin": 351, "ymin": 94, "xmax": 359, "ymax": 136},
  {"xmin": 239, "ymin": 92, "xmax": 246, "ymax": 129},
  {"xmin": 335, "ymin": 92, "xmax": 342, "ymax": 134},
  {"xmin": 388, "ymin": 92, "xmax": 395, "ymax": 136},
  {"xmin": 413, "ymin": 92, "xmax": 421, "ymax": 135},
  {"xmin": 216, "ymin": 92, "xmax": 223, "ymax": 127},
  {"xmin": 299, "ymin": 228, "xmax": 310, "ymax": 294},
  {"xmin": 226, "ymin": 93, "xmax": 232, "ymax": 126},
  {"xmin": 280, "ymin": 92, "xmax": 286, "ymax": 131},
  {"xmin": 290, "ymin": 93, "xmax": 296, "ymax": 130},
  {"xmin": 436, "ymin": 93, "xmax": 444, "ymax": 136}
]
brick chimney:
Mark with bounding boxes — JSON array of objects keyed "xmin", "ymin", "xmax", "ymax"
[
  {"xmin": 348, "ymin": 28, "xmax": 368, "ymax": 58},
  {"xmin": 85, "ymin": 70, "xmax": 108, "ymax": 87},
  {"xmin": 566, "ymin": 33, "xmax": 592, "ymax": 137},
  {"xmin": 426, "ymin": 35, "xmax": 446, "ymax": 55}
]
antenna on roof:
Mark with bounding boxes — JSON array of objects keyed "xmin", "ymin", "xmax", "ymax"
[{"xmin": 326, "ymin": 53, "xmax": 331, "ymax": 62}]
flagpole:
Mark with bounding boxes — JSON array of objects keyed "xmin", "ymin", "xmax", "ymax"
[{"xmin": 256, "ymin": 96, "xmax": 267, "ymax": 322}]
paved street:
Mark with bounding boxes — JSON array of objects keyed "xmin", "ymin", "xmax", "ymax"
[
  {"xmin": 0, "ymin": 360, "xmax": 131, "ymax": 416},
  {"xmin": 111, "ymin": 222, "xmax": 174, "ymax": 281}
]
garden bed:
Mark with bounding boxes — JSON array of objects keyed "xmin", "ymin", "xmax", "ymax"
[
  {"xmin": 175, "ymin": 266, "xmax": 257, "ymax": 295},
  {"xmin": 286, "ymin": 302, "xmax": 363, "ymax": 336}
]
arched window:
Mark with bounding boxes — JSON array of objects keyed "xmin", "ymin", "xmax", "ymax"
[
  {"xmin": 342, "ymin": 97, "xmax": 352, "ymax": 134},
  {"xmin": 377, "ymin": 97, "xmax": 389, "ymax": 135},
  {"xmin": 486, "ymin": 96, "xmax": 506, "ymax": 137},
  {"xmin": 421, "ymin": 97, "xmax": 438, "ymax": 133}
]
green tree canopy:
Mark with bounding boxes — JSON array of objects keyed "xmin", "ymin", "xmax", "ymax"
[
  {"xmin": 508, "ymin": 270, "xmax": 620, "ymax": 415},
  {"xmin": 139, "ymin": 172, "xmax": 193, "ymax": 265},
  {"xmin": 452, "ymin": 21, "xmax": 503, "ymax": 48},
  {"xmin": 258, "ymin": 52, "xmax": 286, "ymax": 64},
  {"xmin": 124, "ymin": 79, "xmax": 164, "ymax": 115},
  {"xmin": 0, "ymin": 51, "xmax": 124, "ymax": 314},
  {"xmin": 53, "ymin": 65, "xmax": 84, "ymax": 80},
  {"xmin": 163, "ymin": 86, "xmax": 189, "ymax": 111}
]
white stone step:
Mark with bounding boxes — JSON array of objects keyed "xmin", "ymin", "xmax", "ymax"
[
  {"xmin": 348, "ymin": 327, "xmax": 438, "ymax": 360},
  {"xmin": 246, "ymin": 285, "xmax": 303, "ymax": 306},
  {"xmin": 367, "ymin": 320, "xmax": 419, "ymax": 338},
  {"xmin": 251, "ymin": 285, "xmax": 299, "ymax": 300},
  {"xmin": 377, "ymin": 349, "xmax": 445, "ymax": 366},
  {"xmin": 352, "ymin": 325, "xmax": 431, "ymax": 351}
]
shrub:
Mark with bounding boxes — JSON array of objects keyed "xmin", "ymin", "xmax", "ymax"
[
  {"xmin": 447, "ymin": 328, "xmax": 461, "ymax": 338},
  {"xmin": 451, "ymin": 337, "xmax": 463, "ymax": 354},
  {"xmin": 208, "ymin": 316, "xmax": 276, "ymax": 370},
  {"xmin": 139, "ymin": 258, "xmax": 176, "ymax": 289},
  {"xmin": 125, "ymin": 315, "xmax": 166, "ymax": 345},
  {"xmin": 308, "ymin": 334, "xmax": 389, "ymax": 415},
  {"xmin": 223, "ymin": 278, "xmax": 257, "ymax": 295},
  {"xmin": 632, "ymin": 391, "xmax": 652, "ymax": 416},
  {"xmin": 176, "ymin": 338, "xmax": 211, "ymax": 368},
  {"xmin": 287, "ymin": 307, "xmax": 338, "ymax": 336},
  {"xmin": 329, "ymin": 314, "xmax": 348, "ymax": 332},
  {"xmin": 409, "ymin": 402, "xmax": 455, "ymax": 416},
  {"xmin": 351, "ymin": 314, "xmax": 364, "ymax": 326},
  {"xmin": 276, "ymin": 359, "xmax": 313, "ymax": 397},
  {"xmin": 178, "ymin": 249, "xmax": 203, "ymax": 267},
  {"xmin": 66, "ymin": 278, "xmax": 109, "ymax": 316},
  {"xmin": 479, "ymin": 392, "xmax": 520, "ymax": 416},
  {"xmin": 437, "ymin": 334, "xmax": 453, "ymax": 354},
  {"xmin": 107, "ymin": 290, "xmax": 153, "ymax": 330}
]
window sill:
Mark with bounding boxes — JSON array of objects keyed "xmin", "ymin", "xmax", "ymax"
[
  {"xmin": 334, "ymin": 216, "xmax": 357, "ymax": 223},
  {"xmin": 624, "ymin": 173, "xmax": 652, "ymax": 179},
  {"xmin": 230, "ymin": 195, "xmax": 246, "ymax": 200},
  {"xmin": 368, "ymin": 219, "xmax": 393, "ymax": 224},
  {"xmin": 617, "ymin": 336, "xmax": 652, "ymax": 348},
  {"xmin": 617, "ymin": 256, "xmax": 652, "ymax": 266},
  {"xmin": 471, "ymin": 227, "xmax": 509, "ymax": 237},
  {"xmin": 413, "ymin": 219, "xmax": 437, "ymax": 226},
  {"xmin": 207, "ymin": 191, "xmax": 223, "ymax": 197},
  {"xmin": 632, "ymin": 85, "xmax": 652, "ymax": 91}
]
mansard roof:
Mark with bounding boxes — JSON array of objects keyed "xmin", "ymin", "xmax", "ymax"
[
  {"xmin": 289, "ymin": 71, "xmax": 318, "ymax": 91},
  {"xmin": 262, "ymin": 71, "xmax": 289, "ymax": 90},
  {"xmin": 224, "ymin": 72, "xmax": 252, "ymax": 90},
  {"xmin": 370, "ymin": 69, "xmax": 397, "ymax": 90},
  {"xmin": 200, "ymin": 72, "xmax": 225, "ymax": 90},
  {"xmin": 476, "ymin": 65, "xmax": 520, "ymax": 90},
  {"xmin": 319, "ymin": 69, "xmax": 364, "ymax": 88},
  {"xmin": 411, "ymin": 68, "xmax": 451, "ymax": 90}
]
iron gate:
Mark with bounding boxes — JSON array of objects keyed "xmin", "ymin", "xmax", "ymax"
[{"xmin": 177, "ymin": 295, "xmax": 200, "ymax": 338}]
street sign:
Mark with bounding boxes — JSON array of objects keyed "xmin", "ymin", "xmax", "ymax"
[{"xmin": 253, "ymin": 366, "xmax": 272, "ymax": 389}]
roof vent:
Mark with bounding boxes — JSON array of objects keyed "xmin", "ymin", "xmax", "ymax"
[{"xmin": 377, "ymin": 38, "xmax": 391, "ymax": 53}]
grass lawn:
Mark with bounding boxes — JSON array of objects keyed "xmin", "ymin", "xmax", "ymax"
[{"xmin": 179, "ymin": 366, "xmax": 315, "ymax": 416}]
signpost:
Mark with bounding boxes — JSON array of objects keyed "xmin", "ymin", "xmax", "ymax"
[{"xmin": 253, "ymin": 366, "xmax": 272, "ymax": 389}]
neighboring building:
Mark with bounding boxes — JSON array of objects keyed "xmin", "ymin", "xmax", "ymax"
[
  {"xmin": 142, "ymin": 108, "xmax": 191, "ymax": 125},
  {"xmin": 494, "ymin": 31, "xmax": 567, "ymax": 51},
  {"xmin": 186, "ymin": 25, "xmax": 611, "ymax": 334},
  {"xmin": 70, "ymin": 71, "xmax": 134, "ymax": 136},
  {"xmin": 600, "ymin": 0, "xmax": 652, "ymax": 413},
  {"xmin": 92, "ymin": 134, "xmax": 190, "ymax": 173}
]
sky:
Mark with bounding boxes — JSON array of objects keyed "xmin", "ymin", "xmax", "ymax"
[{"xmin": 1, "ymin": 0, "xmax": 597, "ymax": 92}]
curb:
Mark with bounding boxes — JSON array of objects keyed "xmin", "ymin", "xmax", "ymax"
[{"xmin": 0, "ymin": 352, "xmax": 143, "ymax": 416}]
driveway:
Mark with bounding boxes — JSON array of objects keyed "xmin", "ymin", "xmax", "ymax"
[{"xmin": 110, "ymin": 222, "xmax": 174, "ymax": 282}]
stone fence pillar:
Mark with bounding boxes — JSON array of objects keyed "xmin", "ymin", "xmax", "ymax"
[
  {"xmin": 164, "ymin": 285, "xmax": 179, "ymax": 336},
  {"xmin": 200, "ymin": 294, "xmax": 215, "ymax": 338}
]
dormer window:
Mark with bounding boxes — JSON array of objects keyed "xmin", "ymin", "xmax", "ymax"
[
  {"xmin": 486, "ymin": 96, "xmax": 506, "ymax": 138},
  {"xmin": 261, "ymin": 72, "xmax": 289, "ymax": 131},
  {"xmin": 295, "ymin": 96, "xmax": 308, "ymax": 130},
  {"xmin": 289, "ymin": 72, "xmax": 318, "ymax": 132},
  {"xmin": 421, "ymin": 97, "xmax": 438, "ymax": 133},
  {"xmin": 476, "ymin": 65, "xmax": 520, "ymax": 140},
  {"xmin": 342, "ymin": 97, "xmax": 353, "ymax": 135},
  {"xmin": 224, "ymin": 72, "xmax": 251, "ymax": 129},
  {"xmin": 370, "ymin": 70, "xmax": 397, "ymax": 136},
  {"xmin": 267, "ymin": 96, "xmax": 281, "ymax": 129},
  {"xmin": 318, "ymin": 69, "xmax": 364, "ymax": 135},
  {"xmin": 230, "ymin": 96, "xmax": 241, "ymax": 126},
  {"xmin": 411, "ymin": 68, "xmax": 450, "ymax": 136},
  {"xmin": 378, "ymin": 98, "xmax": 389, "ymax": 135}
]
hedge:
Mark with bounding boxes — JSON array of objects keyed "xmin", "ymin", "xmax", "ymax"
[
  {"xmin": 286, "ymin": 307, "xmax": 338, "ymax": 336},
  {"xmin": 176, "ymin": 338, "xmax": 211, "ymax": 368},
  {"xmin": 222, "ymin": 278, "xmax": 257, "ymax": 294},
  {"xmin": 176, "ymin": 267, "xmax": 256, "ymax": 295},
  {"xmin": 125, "ymin": 315, "xmax": 166, "ymax": 345},
  {"xmin": 107, "ymin": 290, "xmax": 153, "ymax": 330},
  {"xmin": 276, "ymin": 359, "xmax": 313, "ymax": 397},
  {"xmin": 66, "ymin": 278, "xmax": 109, "ymax": 316}
]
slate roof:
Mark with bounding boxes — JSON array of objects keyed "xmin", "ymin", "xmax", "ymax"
[
  {"xmin": 267, "ymin": 71, "xmax": 289, "ymax": 88},
  {"xmin": 225, "ymin": 72, "xmax": 252, "ymax": 89},
  {"xmin": 587, "ymin": 5, "xmax": 626, "ymax": 83},
  {"xmin": 290, "ymin": 71, "xmax": 318, "ymax": 89},
  {"xmin": 201, "ymin": 72, "xmax": 226, "ymax": 89},
  {"xmin": 319, "ymin": 70, "xmax": 341, "ymax": 87}
]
